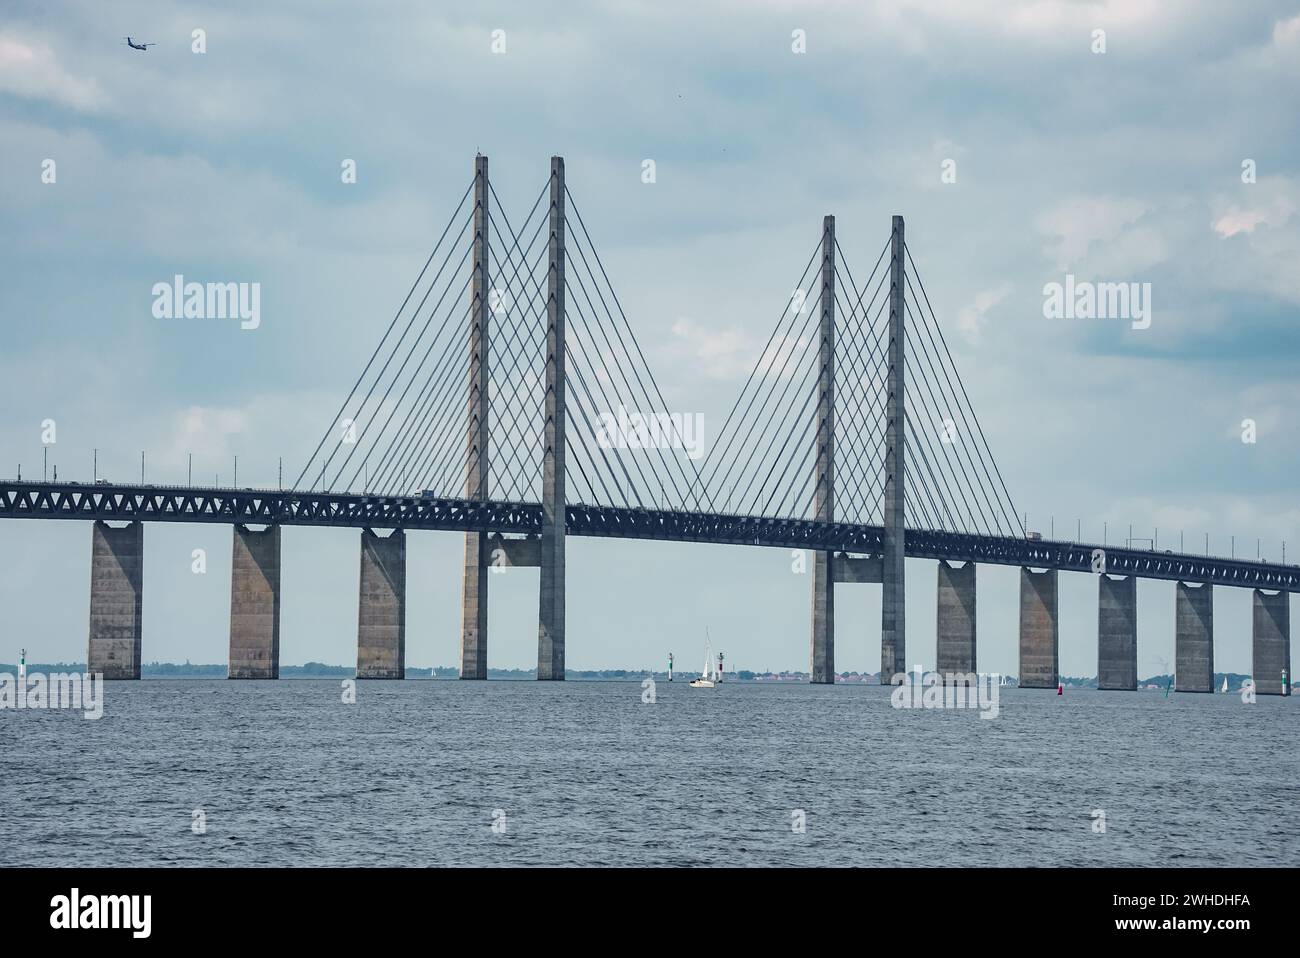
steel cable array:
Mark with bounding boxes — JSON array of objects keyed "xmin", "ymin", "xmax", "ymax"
[{"xmin": 295, "ymin": 183, "xmax": 1021, "ymax": 539}]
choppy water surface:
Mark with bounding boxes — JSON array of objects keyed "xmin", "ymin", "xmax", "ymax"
[{"xmin": 1, "ymin": 680, "xmax": 1295, "ymax": 866}]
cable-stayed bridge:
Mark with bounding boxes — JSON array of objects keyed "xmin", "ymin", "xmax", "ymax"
[{"xmin": 1, "ymin": 156, "xmax": 1293, "ymax": 693}]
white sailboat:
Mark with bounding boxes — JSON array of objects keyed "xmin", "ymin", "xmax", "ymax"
[
  {"xmin": 1221, "ymin": 676, "xmax": 1229, "ymax": 693},
  {"xmin": 689, "ymin": 631, "xmax": 716, "ymax": 689}
]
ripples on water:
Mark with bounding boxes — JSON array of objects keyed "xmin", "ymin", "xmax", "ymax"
[{"xmin": 0, "ymin": 680, "xmax": 1294, "ymax": 866}]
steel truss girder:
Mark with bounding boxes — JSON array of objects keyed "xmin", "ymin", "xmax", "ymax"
[{"xmin": 2, "ymin": 481, "xmax": 1295, "ymax": 590}]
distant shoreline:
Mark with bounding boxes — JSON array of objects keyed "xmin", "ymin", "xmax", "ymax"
[{"xmin": 0, "ymin": 662, "xmax": 1255, "ymax": 688}]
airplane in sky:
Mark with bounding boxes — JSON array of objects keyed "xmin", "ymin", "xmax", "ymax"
[{"xmin": 122, "ymin": 37, "xmax": 156, "ymax": 51}]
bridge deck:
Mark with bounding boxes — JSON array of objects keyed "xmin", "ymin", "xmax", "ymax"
[{"xmin": 1, "ymin": 481, "xmax": 1295, "ymax": 590}]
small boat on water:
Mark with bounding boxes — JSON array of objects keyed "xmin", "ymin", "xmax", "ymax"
[
  {"xmin": 689, "ymin": 631, "xmax": 716, "ymax": 689},
  {"xmin": 1221, "ymin": 676, "xmax": 1229, "ymax": 693}
]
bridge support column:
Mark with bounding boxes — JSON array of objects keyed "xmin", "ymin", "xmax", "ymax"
[
  {"xmin": 810, "ymin": 214, "xmax": 835, "ymax": 684},
  {"xmin": 87, "ymin": 520, "xmax": 143, "ymax": 679},
  {"xmin": 1252, "ymin": 589, "xmax": 1289, "ymax": 695},
  {"xmin": 229, "ymin": 525, "xmax": 280, "ymax": 679},
  {"xmin": 460, "ymin": 153, "xmax": 490, "ymax": 680},
  {"xmin": 811, "ymin": 553, "xmax": 834, "ymax": 683},
  {"xmin": 1174, "ymin": 581, "xmax": 1213, "ymax": 692},
  {"xmin": 1098, "ymin": 574, "xmax": 1137, "ymax": 690},
  {"xmin": 357, "ymin": 529, "xmax": 405, "ymax": 679},
  {"xmin": 881, "ymin": 215, "xmax": 906, "ymax": 683},
  {"xmin": 1018, "ymin": 567, "xmax": 1058, "ymax": 688},
  {"xmin": 538, "ymin": 155, "xmax": 566, "ymax": 680},
  {"xmin": 936, "ymin": 560, "xmax": 975, "ymax": 676}
]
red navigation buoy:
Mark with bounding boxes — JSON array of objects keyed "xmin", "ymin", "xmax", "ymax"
[{"xmin": 1057, "ymin": 683, "xmax": 1063, "ymax": 696}]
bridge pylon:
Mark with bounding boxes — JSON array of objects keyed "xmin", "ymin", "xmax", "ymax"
[
  {"xmin": 881, "ymin": 215, "xmax": 906, "ymax": 683},
  {"xmin": 810, "ymin": 215, "xmax": 907, "ymax": 684},
  {"xmin": 810, "ymin": 215, "xmax": 836, "ymax": 683},
  {"xmin": 538, "ymin": 156, "xmax": 566, "ymax": 680},
  {"xmin": 460, "ymin": 154, "xmax": 491, "ymax": 679},
  {"xmin": 458, "ymin": 154, "xmax": 568, "ymax": 680}
]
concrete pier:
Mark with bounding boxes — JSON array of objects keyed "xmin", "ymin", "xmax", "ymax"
[
  {"xmin": 357, "ymin": 529, "xmax": 405, "ymax": 679},
  {"xmin": 1252, "ymin": 589, "xmax": 1290, "ymax": 695},
  {"xmin": 460, "ymin": 153, "xmax": 490, "ymax": 680},
  {"xmin": 538, "ymin": 155, "xmax": 566, "ymax": 680},
  {"xmin": 936, "ymin": 560, "xmax": 976, "ymax": 676},
  {"xmin": 832, "ymin": 553, "xmax": 881, "ymax": 583},
  {"xmin": 880, "ymin": 215, "xmax": 906, "ymax": 682},
  {"xmin": 810, "ymin": 214, "xmax": 835, "ymax": 684},
  {"xmin": 811, "ymin": 553, "xmax": 834, "ymax": 683},
  {"xmin": 461, "ymin": 534, "xmax": 488, "ymax": 679},
  {"xmin": 1097, "ymin": 574, "xmax": 1137, "ymax": 690},
  {"xmin": 1174, "ymin": 581, "xmax": 1213, "ymax": 692},
  {"xmin": 1018, "ymin": 567, "xmax": 1058, "ymax": 688},
  {"xmin": 87, "ymin": 520, "xmax": 143, "ymax": 679},
  {"xmin": 229, "ymin": 525, "xmax": 280, "ymax": 679},
  {"xmin": 487, "ymin": 533, "xmax": 541, "ymax": 567}
]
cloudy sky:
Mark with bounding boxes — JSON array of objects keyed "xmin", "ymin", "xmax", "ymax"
[{"xmin": 1, "ymin": 0, "xmax": 1298, "ymax": 677}]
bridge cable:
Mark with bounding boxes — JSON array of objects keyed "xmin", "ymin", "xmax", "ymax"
[
  {"xmin": 563, "ymin": 279, "xmax": 664, "ymax": 508},
  {"xmin": 366, "ymin": 299, "xmax": 474, "ymax": 495},
  {"xmin": 831, "ymin": 245, "xmax": 893, "ymax": 521},
  {"xmin": 903, "ymin": 286, "xmax": 1006, "ymax": 535},
  {"xmin": 906, "ymin": 245, "xmax": 1024, "ymax": 536},
  {"xmin": 689, "ymin": 237, "xmax": 821, "ymax": 505},
  {"xmin": 719, "ymin": 294, "xmax": 825, "ymax": 512},
  {"xmin": 725, "ymin": 291, "xmax": 824, "ymax": 513},
  {"xmin": 743, "ymin": 333, "xmax": 823, "ymax": 516},
  {"xmin": 331, "ymin": 239, "xmax": 478, "ymax": 492},
  {"xmin": 485, "ymin": 201, "xmax": 550, "ymax": 500},
  {"xmin": 486, "ymin": 182, "xmax": 556, "ymax": 499},
  {"xmin": 565, "ymin": 188, "xmax": 715, "ymax": 511},
  {"xmin": 831, "ymin": 280, "xmax": 890, "ymax": 521},
  {"xmin": 311, "ymin": 207, "xmax": 473, "ymax": 491},
  {"xmin": 900, "ymin": 301, "xmax": 990, "ymax": 535},
  {"xmin": 293, "ymin": 179, "xmax": 472, "ymax": 491},
  {"xmin": 564, "ymin": 252, "xmax": 688, "ymax": 510},
  {"xmin": 563, "ymin": 213, "xmax": 701, "ymax": 512}
]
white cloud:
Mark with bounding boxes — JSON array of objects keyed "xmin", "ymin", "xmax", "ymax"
[
  {"xmin": 1004, "ymin": 0, "xmax": 1163, "ymax": 37},
  {"xmin": 957, "ymin": 283, "xmax": 1013, "ymax": 341},
  {"xmin": 852, "ymin": 0, "xmax": 1167, "ymax": 53},
  {"xmin": 1212, "ymin": 209, "xmax": 1269, "ymax": 238},
  {"xmin": 1272, "ymin": 12, "xmax": 1300, "ymax": 47},
  {"xmin": 1205, "ymin": 177, "xmax": 1300, "ymax": 301},
  {"xmin": 669, "ymin": 317, "xmax": 766, "ymax": 381},
  {"xmin": 1211, "ymin": 178, "xmax": 1298, "ymax": 237},
  {"xmin": 1035, "ymin": 195, "xmax": 1155, "ymax": 272},
  {"xmin": 0, "ymin": 35, "xmax": 105, "ymax": 111}
]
